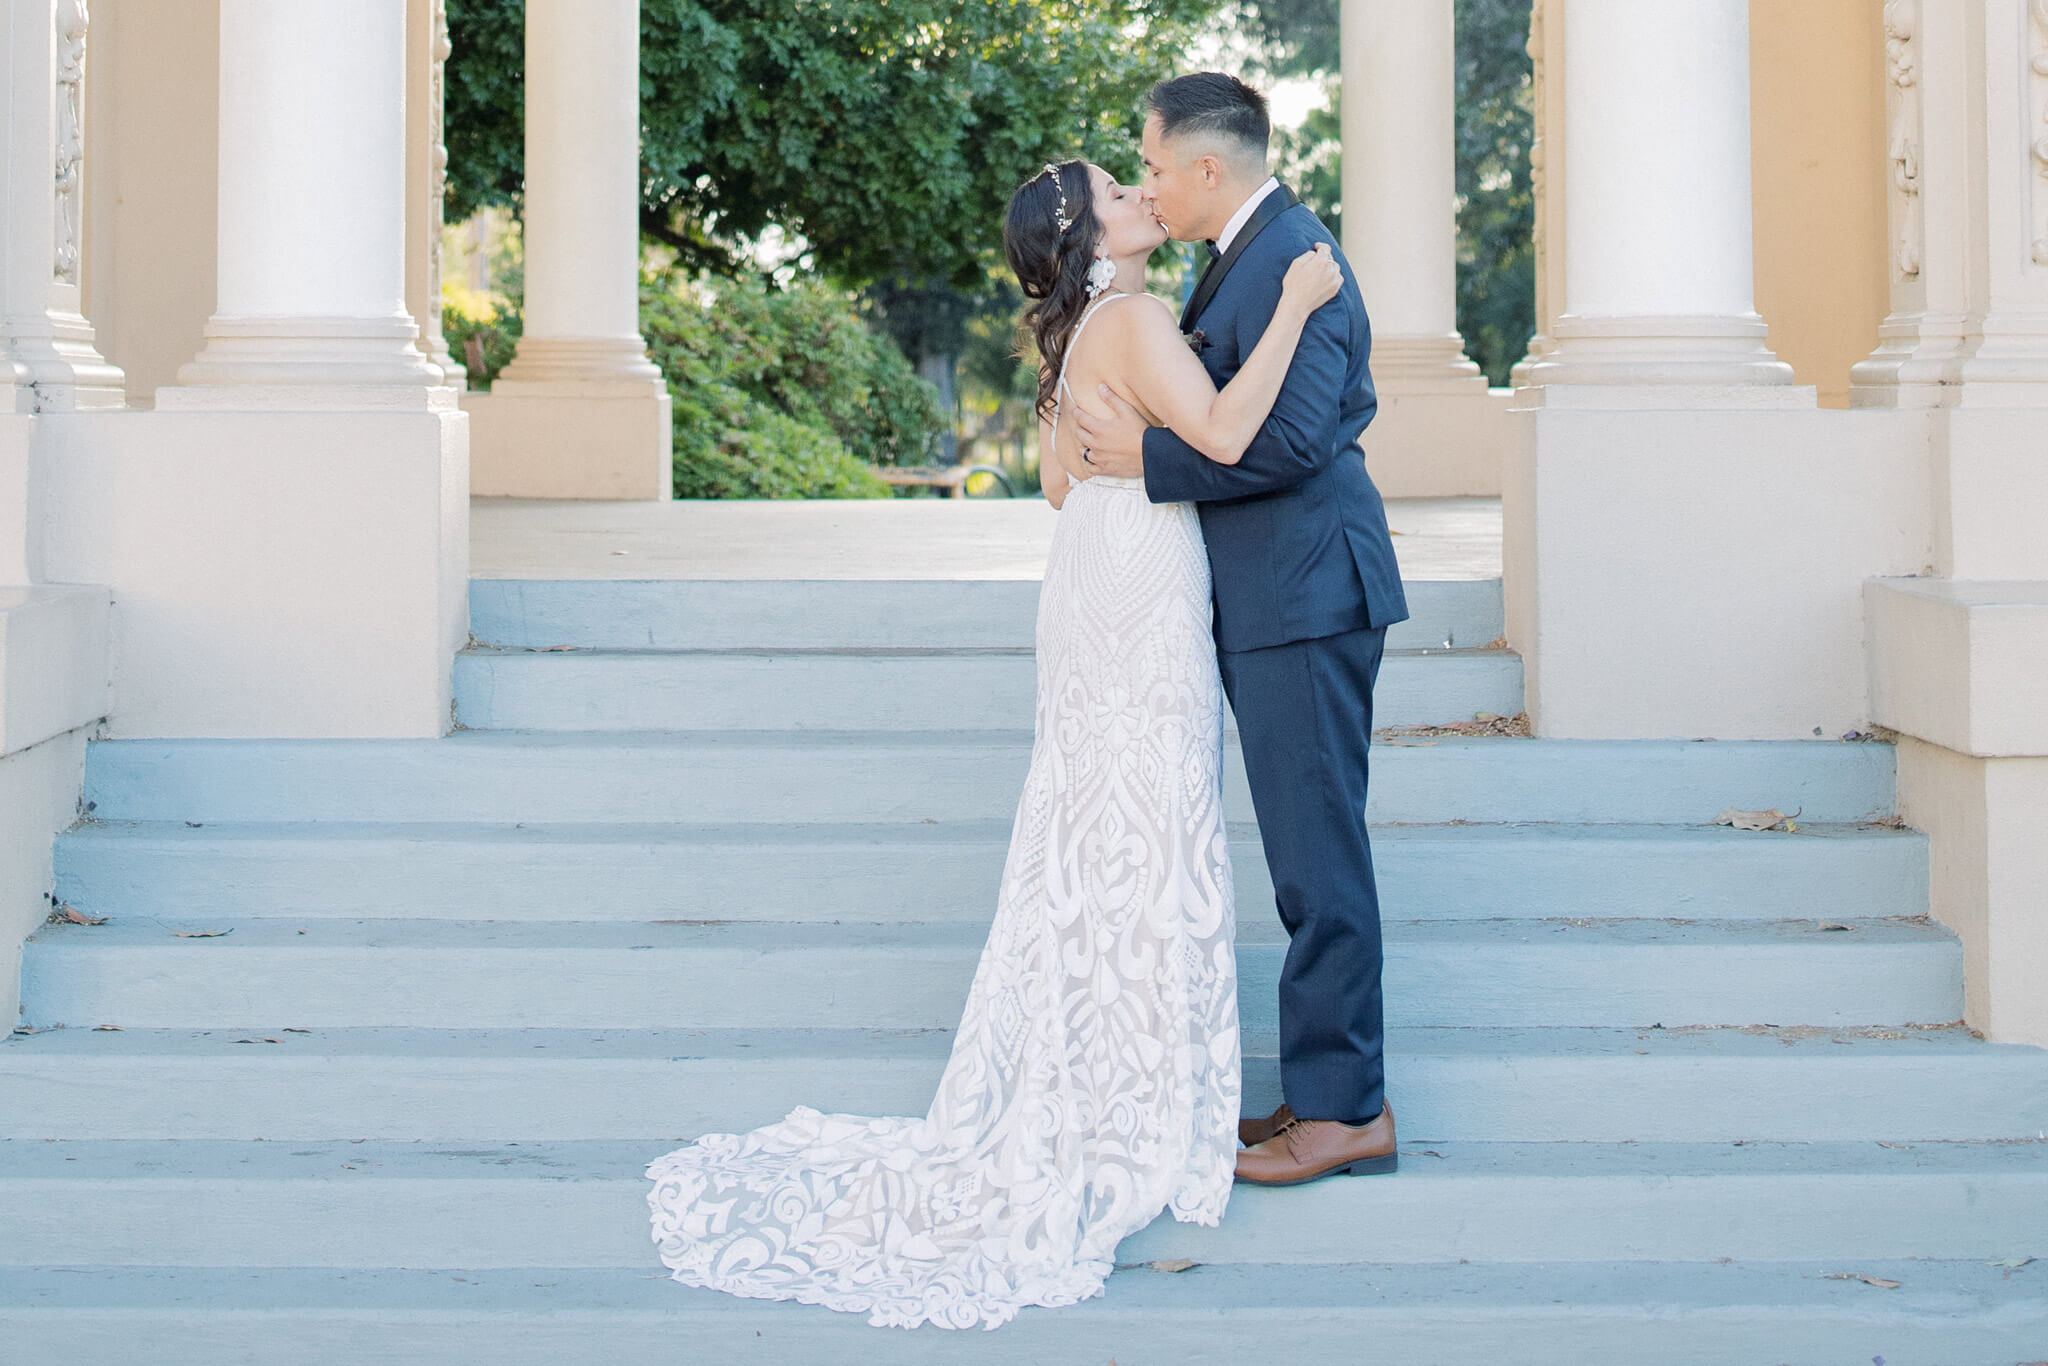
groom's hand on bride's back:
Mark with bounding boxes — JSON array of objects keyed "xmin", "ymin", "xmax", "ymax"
[{"xmin": 1073, "ymin": 386, "xmax": 1148, "ymax": 479}]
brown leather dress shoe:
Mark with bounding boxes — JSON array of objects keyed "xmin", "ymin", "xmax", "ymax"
[
  {"xmin": 1234, "ymin": 1103, "xmax": 1397, "ymax": 1186},
  {"xmin": 1238, "ymin": 1102, "xmax": 1295, "ymax": 1148}
]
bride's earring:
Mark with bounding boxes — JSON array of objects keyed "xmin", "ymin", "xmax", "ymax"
[{"xmin": 1086, "ymin": 255, "xmax": 1117, "ymax": 299}]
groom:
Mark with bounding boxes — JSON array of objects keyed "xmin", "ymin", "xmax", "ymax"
[{"xmin": 1075, "ymin": 72, "xmax": 1409, "ymax": 1186}]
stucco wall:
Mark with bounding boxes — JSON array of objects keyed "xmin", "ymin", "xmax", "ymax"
[{"xmin": 1749, "ymin": 0, "xmax": 1891, "ymax": 408}]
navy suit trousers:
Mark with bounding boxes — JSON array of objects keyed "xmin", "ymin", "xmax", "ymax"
[{"xmin": 1219, "ymin": 624, "xmax": 1388, "ymax": 1126}]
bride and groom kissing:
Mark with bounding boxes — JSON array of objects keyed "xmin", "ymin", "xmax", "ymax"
[{"xmin": 647, "ymin": 70, "xmax": 1410, "ymax": 1331}]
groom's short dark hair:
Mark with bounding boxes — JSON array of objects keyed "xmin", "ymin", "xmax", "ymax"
[{"xmin": 1147, "ymin": 73, "xmax": 1270, "ymax": 159}]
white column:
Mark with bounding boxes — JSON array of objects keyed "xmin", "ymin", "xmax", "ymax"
[
  {"xmin": 1341, "ymin": 0, "xmax": 1485, "ymax": 391},
  {"xmin": 1528, "ymin": 0, "xmax": 1794, "ymax": 387},
  {"xmin": 463, "ymin": 0, "xmax": 670, "ymax": 500},
  {"xmin": 1, "ymin": 0, "xmax": 124, "ymax": 412},
  {"xmin": 494, "ymin": 0, "xmax": 660, "ymax": 386},
  {"xmin": 162, "ymin": 0, "xmax": 442, "ymax": 405}
]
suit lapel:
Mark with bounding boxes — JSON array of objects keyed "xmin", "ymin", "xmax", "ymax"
[{"xmin": 1178, "ymin": 184, "xmax": 1300, "ymax": 333}]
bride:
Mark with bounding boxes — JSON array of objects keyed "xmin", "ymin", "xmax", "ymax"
[{"xmin": 645, "ymin": 158, "xmax": 1344, "ymax": 1332}]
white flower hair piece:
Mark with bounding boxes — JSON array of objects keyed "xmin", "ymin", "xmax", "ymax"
[
  {"xmin": 1085, "ymin": 256, "xmax": 1117, "ymax": 299},
  {"xmin": 1042, "ymin": 162, "xmax": 1075, "ymax": 235}
]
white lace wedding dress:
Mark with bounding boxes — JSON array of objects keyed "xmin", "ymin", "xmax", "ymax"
[{"xmin": 646, "ymin": 293, "xmax": 1239, "ymax": 1331}]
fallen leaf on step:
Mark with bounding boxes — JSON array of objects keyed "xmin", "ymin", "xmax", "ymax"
[
  {"xmin": 261, "ymin": 1038, "xmax": 283, "ymax": 1044},
  {"xmin": 53, "ymin": 906, "xmax": 107, "ymax": 925},
  {"xmin": 173, "ymin": 929, "xmax": 233, "ymax": 938},
  {"xmin": 1987, "ymin": 1256, "xmax": 2034, "ymax": 1269},
  {"xmin": 283, "ymin": 1028, "xmax": 311, "ymax": 1033},
  {"xmin": 1145, "ymin": 1259, "xmax": 1197, "ymax": 1273},
  {"xmin": 1715, "ymin": 807, "xmax": 1801, "ymax": 833},
  {"xmin": 539, "ymin": 645, "xmax": 576, "ymax": 652},
  {"xmin": 92, "ymin": 1024, "xmax": 123, "ymax": 1032},
  {"xmin": 1876, "ymin": 1141, "xmax": 1911, "ymax": 1149},
  {"xmin": 1818, "ymin": 923, "xmax": 1855, "ymax": 932},
  {"xmin": 1822, "ymin": 1273, "xmax": 1902, "ymax": 1289},
  {"xmin": 1482, "ymin": 636, "xmax": 1509, "ymax": 650}
]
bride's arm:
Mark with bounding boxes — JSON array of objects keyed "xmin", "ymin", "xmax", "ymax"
[{"xmin": 1112, "ymin": 245, "xmax": 1342, "ymax": 465}]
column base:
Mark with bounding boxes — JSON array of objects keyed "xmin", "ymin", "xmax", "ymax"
[
  {"xmin": 34, "ymin": 406, "xmax": 469, "ymax": 738},
  {"xmin": 496, "ymin": 336, "xmax": 663, "ymax": 385},
  {"xmin": 462, "ymin": 383, "xmax": 672, "ymax": 500},
  {"xmin": 2, "ymin": 315, "xmax": 128, "ymax": 412},
  {"xmin": 1370, "ymin": 334, "xmax": 1491, "ymax": 394},
  {"xmin": 1504, "ymin": 402, "xmax": 1922, "ymax": 740},
  {"xmin": 168, "ymin": 314, "xmax": 446, "ymax": 394},
  {"xmin": 1524, "ymin": 313, "xmax": 1798, "ymax": 387},
  {"xmin": 1360, "ymin": 388, "xmax": 1519, "ymax": 497}
]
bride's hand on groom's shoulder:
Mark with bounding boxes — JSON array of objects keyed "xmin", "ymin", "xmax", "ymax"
[
  {"xmin": 1281, "ymin": 243, "xmax": 1342, "ymax": 316},
  {"xmin": 1073, "ymin": 386, "xmax": 1147, "ymax": 479}
]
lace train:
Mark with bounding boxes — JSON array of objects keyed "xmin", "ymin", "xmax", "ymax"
[{"xmin": 646, "ymin": 475, "xmax": 1239, "ymax": 1330}]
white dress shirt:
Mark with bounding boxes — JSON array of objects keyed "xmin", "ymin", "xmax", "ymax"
[{"xmin": 1213, "ymin": 177, "xmax": 1282, "ymax": 256}]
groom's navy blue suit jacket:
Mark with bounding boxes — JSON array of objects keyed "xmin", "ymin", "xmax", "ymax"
[{"xmin": 1141, "ymin": 188, "xmax": 1410, "ymax": 652}]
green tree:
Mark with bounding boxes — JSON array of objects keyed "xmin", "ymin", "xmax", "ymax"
[{"xmin": 446, "ymin": 0, "xmax": 1218, "ymax": 289}]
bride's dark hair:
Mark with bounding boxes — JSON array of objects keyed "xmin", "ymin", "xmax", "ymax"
[{"xmin": 1003, "ymin": 161, "xmax": 1102, "ymax": 425}]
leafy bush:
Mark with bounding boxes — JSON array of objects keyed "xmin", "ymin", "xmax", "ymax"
[
  {"xmin": 642, "ymin": 273, "xmax": 944, "ymax": 499},
  {"xmin": 643, "ymin": 274, "xmax": 943, "ymax": 469}
]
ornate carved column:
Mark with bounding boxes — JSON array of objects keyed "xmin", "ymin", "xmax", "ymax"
[
  {"xmin": 1340, "ymin": 0, "xmax": 1486, "ymax": 391},
  {"xmin": 463, "ymin": 0, "xmax": 671, "ymax": 499},
  {"xmin": 1525, "ymin": 0, "xmax": 1794, "ymax": 387},
  {"xmin": 1510, "ymin": 0, "xmax": 1566, "ymax": 386},
  {"xmin": 407, "ymin": 0, "xmax": 465, "ymax": 387},
  {"xmin": 162, "ymin": 0, "xmax": 443, "ymax": 405},
  {"xmin": 1, "ymin": 0, "xmax": 124, "ymax": 411}
]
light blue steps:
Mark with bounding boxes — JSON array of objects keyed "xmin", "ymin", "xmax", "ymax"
[
  {"xmin": 3, "ymin": 1138, "xmax": 2043, "ymax": 1268},
  {"xmin": 16, "ymin": 915, "xmax": 1962, "ymax": 1032},
  {"xmin": 468, "ymin": 577, "xmax": 1507, "ymax": 653},
  {"xmin": 6, "ymin": 1260, "xmax": 2043, "ymax": 1366},
  {"xmin": 450, "ymin": 645, "xmax": 1525, "ymax": 731},
  {"xmin": 52, "ymin": 819, "xmax": 1929, "ymax": 924},
  {"xmin": 79, "ymin": 732, "xmax": 1899, "ymax": 825},
  {"xmin": 5, "ymin": 1025, "xmax": 2041, "ymax": 1144}
]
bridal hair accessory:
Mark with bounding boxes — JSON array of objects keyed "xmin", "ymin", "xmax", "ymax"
[
  {"xmin": 1042, "ymin": 163, "xmax": 1075, "ymax": 235},
  {"xmin": 1085, "ymin": 256, "xmax": 1117, "ymax": 298}
]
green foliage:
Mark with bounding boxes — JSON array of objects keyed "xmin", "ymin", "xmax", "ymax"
[
  {"xmin": 640, "ymin": 273, "xmax": 947, "ymax": 498},
  {"xmin": 440, "ymin": 296, "xmax": 521, "ymax": 387},
  {"xmin": 445, "ymin": 0, "xmax": 1218, "ymax": 292}
]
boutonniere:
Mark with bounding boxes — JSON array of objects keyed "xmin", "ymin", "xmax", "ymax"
[{"xmin": 1186, "ymin": 328, "xmax": 1212, "ymax": 356}]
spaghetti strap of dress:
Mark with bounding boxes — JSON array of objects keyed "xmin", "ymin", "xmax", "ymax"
[{"xmin": 1050, "ymin": 291, "xmax": 1138, "ymax": 448}]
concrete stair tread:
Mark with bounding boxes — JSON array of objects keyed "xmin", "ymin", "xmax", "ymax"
[
  {"xmin": 4, "ymin": 1136, "xmax": 2043, "ymax": 1271},
  {"xmin": 5, "ymin": 1134, "xmax": 2043, "ymax": 1196},
  {"xmin": 14, "ymin": 1021, "xmax": 2012, "ymax": 1065},
  {"xmin": 56, "ymin": 814, "xmax": 1920, "ymax": 845},
  {"xmin": 22, "ymin": 914, "xmax": 1961, "ymax": 1032},
  {"xmin": 80, "ymin": 731, "xmax": 1901, "ymax": 825},
  {"xmin": 467, "ymin": 576, "xmax": 1506, "ymax": 655},
  {"xmin": 1, "ymin": 1258, "xmax": 2040, "ymax": 1331},
  {"xmin": 55, "ymin": 817, "xmax": 1929, "ymax": 925},
  {"xmin": 7, "ymin": 1022, "xmax": 2044, "ymax": 1145},
  {"xmin": 21, "ymin": 910, "xmax": 1955, "ymax": 953},
  {"xmin": 455, "ymin": 644, "xmax": 1515, "ymax": 660}
]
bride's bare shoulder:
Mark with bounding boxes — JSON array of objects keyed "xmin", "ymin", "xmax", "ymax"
[{"xmin": 1098, "ymin": 291, "xmax": 1181, "ymax": 341}]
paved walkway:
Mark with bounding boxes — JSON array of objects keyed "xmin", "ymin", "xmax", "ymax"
[{"xmin": 471, "ymin": 496, "xmax": 1503, "ymax": 581}]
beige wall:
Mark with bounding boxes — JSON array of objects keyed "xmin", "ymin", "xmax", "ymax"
[
  {"xmin": 84, "ymin": 0, "xmax": 221, "ymax": 408},
  {"xmin": 1749, "ymin": 0, "xmax": 1890, "ymax": 409}
]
